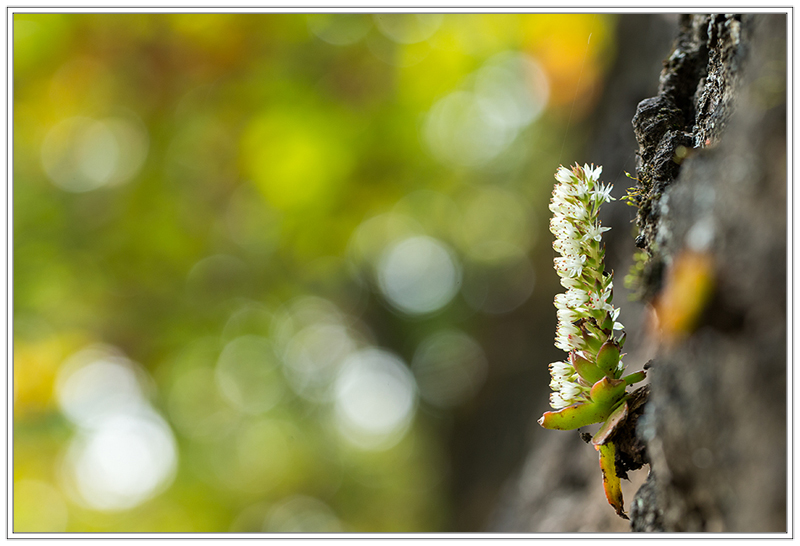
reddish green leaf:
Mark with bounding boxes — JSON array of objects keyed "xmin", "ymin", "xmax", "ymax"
[
  {"xmin": 596, "ymin": 441, "xmax": 627, "ymax": 519},
  {"xmin": 538, "ymin": 400, "xmax": 609, "ymax": 430}
]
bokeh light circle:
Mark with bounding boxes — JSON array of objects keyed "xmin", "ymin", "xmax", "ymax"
[
  {"xmin": 333, "ymin": 347, "xmax": 417, "ymax": 451},
  {"xmin": 56, "ymin": 349, "xmax": 148, "ymax": 429},
  {"xmin": 372, "ymin": 14, "xmax": 443, "ymax": 44},
  {"xmin": 423, "ymin": 90, "xmax": 513, "ymax": 168},
  {"xmin": 215, "ymin": 335, "xmax": 285, "ymax": 415},
  {"xmin": 376, "ymin": 235, "xmax": 462, "ymax": 316},
  {"xmin": 265, "ymin": 495, "xmax": 343, "ymax": 532},
  {"xmin": 422, "ymin": 51, "xmax": 549, "ymax": 169},
  {"xmin": 41, "ymin": 115, "xmax": 148, "ymax": 192},
  {"xmin": 307, "ymin": 14, "xmax": 371, "ymax": 45},
  {"xmin": 63, "ymin": 410, "xmax": 178, "ymax": 511},
  {"xmin": 283, "ymin": 323, "xmax": 356, "ymax": 403},
  {"xmin": 55, "ymin": 345, "xmax": 178, "ymax": 512}
]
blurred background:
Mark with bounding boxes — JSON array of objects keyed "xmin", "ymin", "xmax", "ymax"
[{"xmin": 12, "ymin": 12, "xmax": 672, "ymax": 532}]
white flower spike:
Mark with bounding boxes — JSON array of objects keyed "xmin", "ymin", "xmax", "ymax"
[
  {"xmin": 539, "ymin": 163, "xmax": 647, "ymax": 520},
  {"xmin": 545, "ymin": 163, "xmax": 624, "ymax": 409}
]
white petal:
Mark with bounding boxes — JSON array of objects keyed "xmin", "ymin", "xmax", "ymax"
[
  {"xmin": 555, "ymin": 167, "xmax": 573, "ymax": 183},
  {"xmin": 550, "ymin": 392, "xmax": 568, "ymax": 409}
]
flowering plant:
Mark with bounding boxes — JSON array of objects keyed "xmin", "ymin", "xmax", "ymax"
[{"xmin": 538, "ymin": 163, "xmax": 646, "ymax": 518}]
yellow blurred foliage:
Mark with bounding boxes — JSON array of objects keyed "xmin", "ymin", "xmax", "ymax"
[
  {"xmin": 13, "ymin": 14, "xmax": 71, "ymax": 73},
  {"xmin": 14, "ymin": 332, "xmax": 87, "ymax": 418},
  {"xmin": 47, "ymin": 56, "xmax": 117, "ymax": 115},
  {"xmin": 169, "ymin": 14, "xmax": 250, "ymax": 68},
  {"xmin": 12, "ymin": 12, "xmax": 624, "ymax": 532},
  {"xmin": 240, "ymin": 107, "xmax": 355, "ymax": 212},
  {"xmin": 522, "ymin": 14, "xmax": 614, "ymax": 112}
]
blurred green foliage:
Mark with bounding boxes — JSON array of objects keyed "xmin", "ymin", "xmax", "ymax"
[{"xmin": 13, "ymin": 13, "xmax": 616, "ymax": 532}]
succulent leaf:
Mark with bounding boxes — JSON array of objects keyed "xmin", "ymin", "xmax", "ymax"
[
  {"xmin": 570, "ymin": 351, "xmax": 605, "ymax": 384},
  {"xmin": 597, "ymin": 442, "xmax": 627, "ymax": 519},
  {"xmin": 596, "ymin": 340, "xmax": 621, "ymax": 377},
  {"xmin": 538, "ymin": 400, "xmax": 609, "ymax": 430},
  {"xmin": 589, "ymin": 376, "xmax": 627, "ymax": 408}
]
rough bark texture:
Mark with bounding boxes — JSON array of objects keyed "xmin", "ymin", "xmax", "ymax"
[
  {"xmin": 629, "ymin": 13, "xmax": 787, "ymax": 533},
  {"xmin": 490, "ymin": 13, "xmax": 787, "ymax": 533}
]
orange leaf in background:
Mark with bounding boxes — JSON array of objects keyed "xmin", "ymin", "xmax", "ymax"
[
  {"xmin": 652, "ymin": 250, "xmax": 715, "ymax": 344},
  {"xmin": 521, "ymin": 14, "xmax": 613, "ymax": 113}
]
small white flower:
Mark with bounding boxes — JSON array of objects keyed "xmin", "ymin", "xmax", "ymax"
[
  {"xmin": 581, "ymin": 163, "xmax": 597, "ymax": 178},
  {"xmin": 574, "ymin": 179, "xmax": 589, "ymax": 198},
  {"xmin": 591, "ymin": 183, "xmax": 614, "ymax": 204},
  {"xmin": 558, "ymin": 276, "xmax": 583, "ymax": 290},
  {"xmin": 553, "ymin": 182, "xmax": 577, "ymax": 199},
  {"xmin": 562, "ymin": 201, "xmax": 588, "ymax": 221},
  {"xmin": 549, "ymin": 215, "xmax": 571, "ymax": 229},
  {"xmin": 550, "ymin": 391, "xmax": 568, "ymax": 409},
  {"xmin": 553, "ymin": 238, "xmax": 581, "ymax": 257},
  {"xmin": 554, "ymin": 256, "xmax": 585, "ymax": 278},
  {"xmin": 555, "ymin": 166, "xmax": 574, "ymax": 183},
  {"xmin": 565, "ymin": 288, "xmax": 588, "ymax": 307},
  {"xmin": 586, "ymin": 291, "xmax": 602, "ymax": 309},
  {"xmin": 557, "ymin": 307, "xmax": 581, "ymax": 324},
  {"xmin": 557, "ymin": 320, "xmax": 580, "ymax": 334},
  {"xmin": 560, "ymin": 382, "xmax": 583, "ymax": 399},
  {"xmin": 549, "ymin": 361, "xmax": 574, "ymax": 379},
  {"xmin": 583, "ymin": 224, "xmax": 611, "ymax": 243}
]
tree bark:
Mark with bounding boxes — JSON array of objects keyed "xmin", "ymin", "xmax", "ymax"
[{"xmin": 490, "ymin": 13, "xmax": 787, "ymax": 533}]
